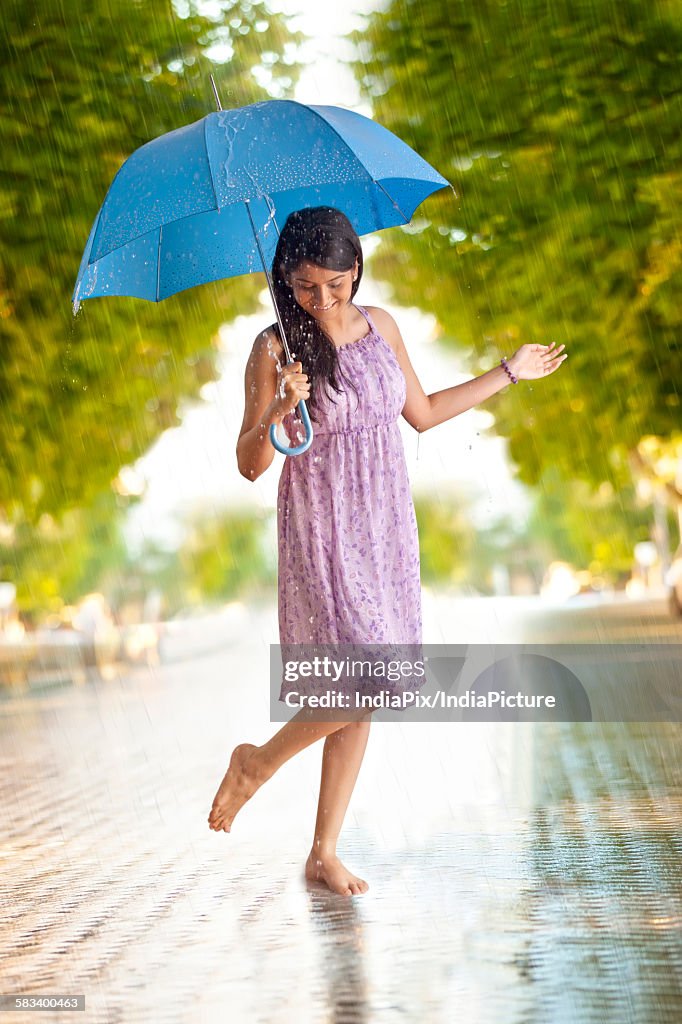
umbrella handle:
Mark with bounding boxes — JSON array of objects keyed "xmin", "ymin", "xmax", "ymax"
[{"xmin": 269, "ymin": 398, "xmax": 314, "ymax": 456}]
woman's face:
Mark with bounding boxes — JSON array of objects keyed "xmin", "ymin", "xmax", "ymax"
[{"xmin": 286, "ymin": 259, "xmax": 358, "ymax": 322}]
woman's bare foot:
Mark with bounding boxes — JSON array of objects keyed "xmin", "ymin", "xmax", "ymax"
[
  {"xmin": 305, "ymin": 851, "xmax": 370, "ymax": 896},
  {"xmin": 208, "ymin": 743, "xmax": 264, "ymax": 832}
]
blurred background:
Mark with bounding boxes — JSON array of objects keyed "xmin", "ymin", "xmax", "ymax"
[
  {"xmin": 2, "ymin": 5, "xmax": 682, "ymax": 1023},
  {"xmin": 1, "ymin": 0, "xmax": 681, "ymax": 685}
]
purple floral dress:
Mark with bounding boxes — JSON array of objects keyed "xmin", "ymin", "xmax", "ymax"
[{"xmin": 277, "ymin": 306, "xmax": 423, "ymax": 699}]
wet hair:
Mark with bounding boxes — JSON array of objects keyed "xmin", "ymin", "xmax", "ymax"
[{"xmin": 271, "ymin": 206, "xmax": 363, "ymax": 420}]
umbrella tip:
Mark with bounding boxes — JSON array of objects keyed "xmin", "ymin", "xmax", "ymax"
[{"xmin": 210, "ymin": 74, "xmax": 223, "ymax": 112}]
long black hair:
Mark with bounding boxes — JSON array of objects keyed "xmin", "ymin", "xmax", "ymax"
[{"xmin": 271, "ymin": 206, "xmax": 363, "ymax": 421}]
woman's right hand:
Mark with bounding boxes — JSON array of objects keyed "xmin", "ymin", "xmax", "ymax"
[
  {"xmin": 237, "ymin": 332, "xmax": 309, "ymax": 480},
  {"xmin": 273, "ymin": 361, "xmax": 310, "ymax": 417}
]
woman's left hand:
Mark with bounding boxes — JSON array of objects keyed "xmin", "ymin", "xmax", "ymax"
[{"xmin": 508, "ymin": 342, "xmax": 567, "ymax": 381}]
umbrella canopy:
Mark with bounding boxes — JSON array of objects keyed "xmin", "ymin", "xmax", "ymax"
[
  {"xmin": 72, "ymin": 96, "xmax": 450, "ymax": 455},
  {"xmin": 72, "ymin": 99, "xmax": 449, "ymax": 310}
]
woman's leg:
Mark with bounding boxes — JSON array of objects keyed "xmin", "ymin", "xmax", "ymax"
[
  {"xmin": 305, "ymin": 717, "xmax": 372, "ymax": 896},
  {"xmin": 208, "ymin": 707, "xmax": 369, "ymax": 832}
]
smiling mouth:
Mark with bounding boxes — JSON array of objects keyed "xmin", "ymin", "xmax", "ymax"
[{"xmin": 312, "ymin": 302, "xmax": 336, "ymax": 311}]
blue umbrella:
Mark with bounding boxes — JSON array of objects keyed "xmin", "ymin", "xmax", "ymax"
[{"xmin": 73, "ymin": 81, "xmax": 450, "ymax": 454}]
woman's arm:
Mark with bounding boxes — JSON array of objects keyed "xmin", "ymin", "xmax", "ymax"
[
  {"xmin": 236, "ymin": 329, "xmax": 310, "ymax": 480},
  {"xmin": 368, "ymin": 307, "xmax": 567, "ymax": 433}
]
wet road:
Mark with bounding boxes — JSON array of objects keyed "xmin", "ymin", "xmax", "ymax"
[{"xmin": 1, "ymin": 594, "xmax": 681, "ymax": 1023}]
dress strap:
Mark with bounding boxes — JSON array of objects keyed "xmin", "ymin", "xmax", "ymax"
[{"xmin": 354, "ymin": 304, "xmax": 376, "ymax": 334}]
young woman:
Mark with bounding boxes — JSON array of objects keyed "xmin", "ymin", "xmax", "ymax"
[{"xmin": 208, "ymin": 206, "xmax": 567, "ymax": 896}]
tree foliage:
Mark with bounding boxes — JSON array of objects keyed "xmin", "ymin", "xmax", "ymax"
[
  {"xmin": 0, "ymin": 491, "xmax": 132, "ymax": 612},
  {"xmin": 0, "ymin": 0, "xmax": 298, "ymax": 523},
  {"xmin": 356, "ymin": 0, "xmax": 682, "ymax": 503},
  {"xmin": 179, "ymin": 507, "xmax": 275, "ymax": 604},
  {"xmin": 523, "ymin": 465, "xmax": 657, "ymax": 579}
]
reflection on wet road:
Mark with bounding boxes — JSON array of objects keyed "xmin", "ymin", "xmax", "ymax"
[{"xmin": 1, "ymin": 595, "xmax": 680, "ymax": 1022}]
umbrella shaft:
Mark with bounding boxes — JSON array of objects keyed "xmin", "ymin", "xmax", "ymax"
[
  {"xmin": 210, "ymin": 74, "xmax": 223, "ymax": 112},
  {"xmin": 244, "ymin": 201, "xmax": 293, "ymax": 365}
]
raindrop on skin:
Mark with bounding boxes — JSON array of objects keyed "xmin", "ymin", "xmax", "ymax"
[{"xmin": 266, "ymin": 337, "xmax": 281, "ymax": 367}]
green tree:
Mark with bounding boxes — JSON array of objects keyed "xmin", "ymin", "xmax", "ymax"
[
  {"xmin": 179, "ymin": 507, "xmax": 275, "ymax": 603},
  {"xmin": 0, "ymin": 497, "xmax": 279, "ymax": 618},
  {"xmin": 523, "ymin": 465, "xmax": 656, "ymax": 581},
  {"xmin": 414, "ymin": 495, "xmax": 475, "ymax": 586},
  {"xmin": 414, "ymin": 494, "xmax": 539, "ymax": 593},
  {"xmin": 356, "ymin": 0, "xmax": 682, "ymax": 508},
  {"xmin": 0, "ymin": 0, "xmax": 298, "ymax": 523},
  {"xmin": 0, "ymin": 490, "xmax": 133, "ymax": 613}
]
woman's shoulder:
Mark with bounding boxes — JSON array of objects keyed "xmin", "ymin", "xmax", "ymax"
[
  {"xmin": 362, "ymin": 305, "xmax": 401, "ymax": 353},
  {"xmin": 251, "ymin": 324, "xmax": 285, "ymax": 361},
  {"xmin": 242, "ymin": 327, "xmax": 285, "ymax": 385}
]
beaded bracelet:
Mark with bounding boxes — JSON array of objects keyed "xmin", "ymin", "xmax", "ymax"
[{"xmin": 500, "ymin": 357, "xmax": 518, "ymax": 384}]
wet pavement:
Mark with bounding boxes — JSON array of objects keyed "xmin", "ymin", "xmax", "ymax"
[{"xmin": 1, "ymin": 594, "xmax": 681, "ymax": 1023}]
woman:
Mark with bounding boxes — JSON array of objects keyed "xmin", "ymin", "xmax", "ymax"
[{"xmin": 208, "ymin": 207, "xmax": 567, "ymax": 896}]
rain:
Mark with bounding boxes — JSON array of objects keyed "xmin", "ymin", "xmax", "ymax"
[{"xmin": 1, "ymin": 0, "xmax": 681, "ymax": 1021}]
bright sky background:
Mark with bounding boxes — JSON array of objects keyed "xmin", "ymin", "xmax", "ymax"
[{"xmin": 123, "ymin": 0, "xmax": 531, "ymax": 554}]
